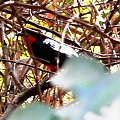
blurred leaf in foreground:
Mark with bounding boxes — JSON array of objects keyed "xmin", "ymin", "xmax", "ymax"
[
  {"xmin": 84, "ymin": 97, "xmax": 120, "ymax": 120},
  {"xmin": 7, "ymin": 103, "xmax": 60, "ymax": 120},
  {"xmin": 52, "ymin": 55, "xmax": 106, "ymax": 90},
  {"xmin": 52, "ymin": 55, "xmax": 120, "ymax": 119},
  {"xmin": 7, "ymin": 55, "xmax": 120, "ymax": 120}
]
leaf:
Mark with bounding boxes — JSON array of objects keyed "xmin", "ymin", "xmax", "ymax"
[
  {"xmin": 87, "ymin": 72, "xmax": 120, "ymax": 112},
  {"xmin": 51, "ymin": 55, "xmax": 106, "ymax": 90},
  {"xmin": 56, "ymin": 101, "xmax": 82, "ymax": 120},
  {"xmin": 7, "ymin": 103, "xmax": 61, "ymax": 120},
  {"xmin": 51, "ymin": 55, "xmax": 120, "ymax": 119}
]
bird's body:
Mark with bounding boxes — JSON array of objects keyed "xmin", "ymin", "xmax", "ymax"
[{"xmin": 19, "ymin": 29, "xmax": 78, "ymax": 71}]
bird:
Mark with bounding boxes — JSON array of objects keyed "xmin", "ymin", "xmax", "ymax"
[{"xmin": 17, "ymin": 28, "xmax": 78, "ymax": 71}]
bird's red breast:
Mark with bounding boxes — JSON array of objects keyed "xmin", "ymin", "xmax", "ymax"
[{"xmin": 22, "ymin": 34, "xmax": 36, "ymax": 55}]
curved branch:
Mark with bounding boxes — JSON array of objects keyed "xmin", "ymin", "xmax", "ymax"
[{"xmin": 0, "ymin": 82, "xmax": 53, "ymax": 120}]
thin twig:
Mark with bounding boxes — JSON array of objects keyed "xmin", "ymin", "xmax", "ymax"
[
  {"xmin": 0, "ymin": 58, "xmax": 56, "ymax": 74},
  {"xmin": 0, "ymin": 82, "xmax": 53, "ymax": 120}
]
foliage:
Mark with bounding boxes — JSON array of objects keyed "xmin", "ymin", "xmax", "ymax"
[
  {"xmin": 52, "ymin": 55, "xmax": 120, "ymax": 119},
  {"xmin": 0, "ymin": 0, "xmax": 120, "ymax": 119},
  {"xmin": 7, "ymin": 56, "xmax": 120, "ymax": 120},
  {"xmin": 8, "ymin": 103, "xmax": 61, "ymax": 120}
]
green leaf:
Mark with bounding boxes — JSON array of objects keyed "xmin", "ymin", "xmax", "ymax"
[
  {"xmin": 52, "ymin": 55, "xmax": 120, "ymax": 118},
  {"xmin": 51, "ymin": 55, "xmax": 106, "ymax": 90},
  {"xmin": 7, "ymin": 103, "xmax": 60, "ymax": 120}
]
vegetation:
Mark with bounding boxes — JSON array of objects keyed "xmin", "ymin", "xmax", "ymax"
[{"xmin": 0, "ymin": 0, "xmax": 120, "ymax": 119}]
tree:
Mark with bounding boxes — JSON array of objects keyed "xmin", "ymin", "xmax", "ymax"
[{"xmin": 0, "ymin": 0, "xmax": 120, "ymax": 119}]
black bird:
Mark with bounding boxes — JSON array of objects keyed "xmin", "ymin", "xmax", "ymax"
[{"xmin": 18, "ymin": 28, "xmax": 78, "ymax": 71}]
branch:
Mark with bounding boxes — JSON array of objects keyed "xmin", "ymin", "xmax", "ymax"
[
  {"xmin": 0, "ymin": 82, "xmax": 53, "ymax": 120},
  {"xmin": 0, "ymin": 58, "xmax": 56, "ymax": 74},
  {"xmin": 0, "ymin": 1, "xmax": 46, "ymax": 11},
  {"xmin": 104, "ymin": 0, "xmax": 120, "ymax": 33},
  {"xmin": 1, "ymin": 21, "xmax": 25, "ymax": 91},
  {"xmin": 20, "ymin": 17, "xmax": 81, "ymax": 48}
]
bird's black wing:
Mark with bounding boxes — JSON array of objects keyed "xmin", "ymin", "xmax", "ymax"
[{"xmin": 31, "ymin": 40, "xmax": 67, "ymax": 66}]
